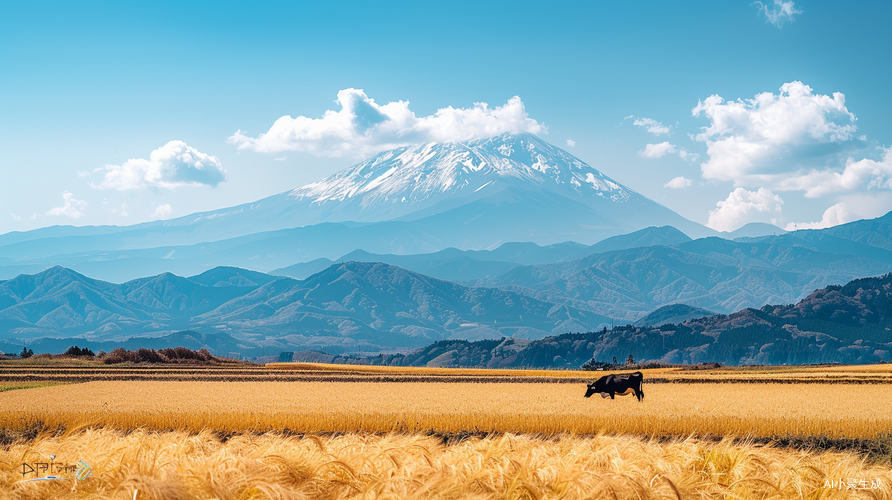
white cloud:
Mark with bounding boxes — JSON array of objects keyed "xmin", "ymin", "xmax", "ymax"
[
  {"xmin": 94, "ymin": 141, "xmax": 227, "ymax": 190},
  {"xmin": 777, "ymin": 148, "xmax": 892, "ymax": 198},
  {"xmin": 152, "ymin": 203, "xmax": 173, "ymax": 219},
  {"xmin": 639, "ymin": 142, "xmax": 698, "ymax": 161},
  {"xmin": 639, "ymin": 142, "xmax": 677, "ymax": 159},
  {"xmin": 632, "ymin": 117, "xmax": 670, "ymax": 136},
  {"xmin": 707, "ymin": 187, "xmax": 784, "ymax": 232},
  {"xmin": 785, "ymin": 203, "xmax": 852, "ymax": 230},
  {"xmin": 677, "ymin": 150, "xmax": 700, "ymax": 162},
  {"xmin": 664, "ymin": 176, "xmax": 693, "ymax": 189},
  {"xmin": 566, "ymin": 139, "xmax": 575, "ymax": 147},
  {"xmin": 77, "ymin": 167, "xmax": 102, "ymax": 178},
  {"xmin": 228, "ymin": 89, "xmax": 547, "ymax": 158},
  {"xmin": 755, "ymin": 0, "xmax": 802, "ymax": 28},
  {"xmin": 46, "ymin": 191, "xmax": 87, "ymax": 219},
  {"xmin": 274, "ymin": 156, "xmax": 288, "ymax": 161},
  {"xmin": 693, "ymin": 81, "xmax": 858, "ymax": 184}
]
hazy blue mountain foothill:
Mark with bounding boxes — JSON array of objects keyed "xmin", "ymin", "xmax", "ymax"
[
  {"xmin": 274, "ymin": 249, "xmax": 520, "ymax": 282},
  {"xmin": 273, "ymin": 258, "xmax": 339, "ymax": 281},
  {"xmin": 0, "ymin": 134, "xmax": 713, "ymax": 282},
  {"xmin": 273, "ymin": 226, "xmax": 693, "ymax": 282},
  {"xmin": 474, "ymin": 224, "xmax": 892, "ymax": 321},
  {"xmin": 0, "ymin": 263, "xmax": 611, "ymax": 355},
  {"xmin": 739, "ymin": 212, "xmax": 892, "ymax": 262},
  {"xmin": 723, "ymin": 223, "xmax": 787, "ymax": 239},
  {"xmin": 632, "ymin": 304, "xmax": 715, "ymax": 327},
  {"xmin": 586, "ymin": 225, "xmax": 693, "ymax": 254}
]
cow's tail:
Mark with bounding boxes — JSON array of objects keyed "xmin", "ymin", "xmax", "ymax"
[{"xmin": 636, "ymin": 371, "xmax": 644, "ymax": 402}]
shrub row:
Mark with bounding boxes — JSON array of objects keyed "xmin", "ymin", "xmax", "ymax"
[{"xmin": 102, "ymin": 347, "xmax": 219, "ymax": 365}]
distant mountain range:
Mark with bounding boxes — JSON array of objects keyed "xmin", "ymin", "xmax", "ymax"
[
  {"xmin": 2, "ymin": 265, "xmax": 889, "ymax": 366},
  {"xmin": 2, "ymin": 211, "xmax": 891, "ymax": 356},
  {"xmin": 272, "ymin": 225, "xmax": 693, "ymax": 281},
  {"xmin": 0, "ymin": 263, "xmax": 609, "ymax": 354},
  {"xmin": 473, "ymin": 214, "xmax": 892, "ymax": 320},
  {"xmin": 269, "ymin": 216, "xmax": 892, "ymax": 322}
]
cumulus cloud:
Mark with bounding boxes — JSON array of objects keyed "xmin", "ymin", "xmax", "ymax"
[
  {"xmin": 94, "ymin": 141, "xmax": 227, "ymax": 190},
  {"xmin": 785, "ymin": 203, "xmax": 852, "ymax": 231},
  {"xmin": 566, "ymin": 139, "xmax": 576, "ymax": 147},
  {"xmin": 755, "ymin": 0, "xmax": 802, "ymax": 28},
  {"xmin": 693, "ymin": 82, "xmax": 890, "ymax": 229},
  {"xmin": 664, "ymin": 176, "xmax": 693, "ymax": 189},
  {"xmin": 152, "ymin": 203, "xmax": 173, "ymax": 219},
  {"xmin": 706, "ymin": 187, "xmax": 784, "ymax": 232},
  {"xmin": 46, "ymin": 191, "xmax": 87, "ymax": 219},
  {"xmin": 639, "ymin": 142, "xmax": 677, "ymax": 159},
  {"xmin": 777, "ymin": 148, "xmax": 892, "ymax": 198},
  {"xmin": 693, "ymin": 81, "xmax": 858, "ymax": 184},
  {"xmin": 631, "ymin": 117, "xmax": 671, "ymax": 136},
  {"xmin": 228, "ymin": 89, "xmax": 546, "ymax": 158}
]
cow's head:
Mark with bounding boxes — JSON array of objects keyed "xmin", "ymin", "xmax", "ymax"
[
  {"xmin": 584, "ymin": 377, "xmax": 609, "ymax": 398},
  {"xmin": 584, "ymin": 382, "xmax": 597, "ymax": 398}
]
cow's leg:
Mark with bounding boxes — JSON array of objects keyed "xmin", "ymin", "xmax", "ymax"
[
  {"xmin": 610, "ymin": 392, "xmax": 615, "ymax": 399},
  {"xmin": 637, "ymin": 380, "xmax": 644, "ymax": 402}
]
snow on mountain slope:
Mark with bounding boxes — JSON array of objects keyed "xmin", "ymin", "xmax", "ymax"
[{"xmin": 288, "ymin": 132, "xmax": 632, "ymax": 221}]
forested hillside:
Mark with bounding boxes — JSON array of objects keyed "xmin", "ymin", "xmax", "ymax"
[{"xmin": 318, "ymin": 273, "xmax": 892, "ymax": 367}]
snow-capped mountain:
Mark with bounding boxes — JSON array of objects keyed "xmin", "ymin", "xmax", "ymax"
[
  {"xmin": 147, "ymin": 132, "xmax": 708, "ymax": 242},
  {"xmin": 0, "ymin": 133, "xmax": 712, "ymax": 280},
  {"xmin": 287, "ymin": 133, "xmax": 634, "ymax": 222}
]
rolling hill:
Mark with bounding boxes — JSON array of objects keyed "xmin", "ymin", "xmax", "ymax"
[
  {"xmin": 0, "ymin": 263, "xmax": 610, "ymax": 354},
  {"xmin": 336, "ymin": 272, "xmax": 892, "ymax": 367}
]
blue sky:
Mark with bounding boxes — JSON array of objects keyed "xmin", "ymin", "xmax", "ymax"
[{"xmin": 1, "ymin": 0, "xmax": 890, "ymax": 233}]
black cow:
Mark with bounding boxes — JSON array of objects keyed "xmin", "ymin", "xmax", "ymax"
[{"xmin": 584, "ymin": 371, "xmax": 644, "ymax": 402}]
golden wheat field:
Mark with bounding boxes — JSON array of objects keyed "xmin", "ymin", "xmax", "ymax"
[
  {"xmin": 1, "ymin": 364, "xmax": 891, "ymax": 499},
  {"xmin": 2, "ymin": 429, "xmax": 891, "ymax": 500},
  {"xmin": 2, "ymin": 380, "xmax": 891, "ymax": 438}
]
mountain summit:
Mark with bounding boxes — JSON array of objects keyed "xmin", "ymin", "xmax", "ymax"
[
  {"xmin": 288, "ymin": 133, "xmax": 634, "ymax": 222},
  {"xmin": 157, "ymin": 133, "xmax": 710, "ymax": 244}
]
